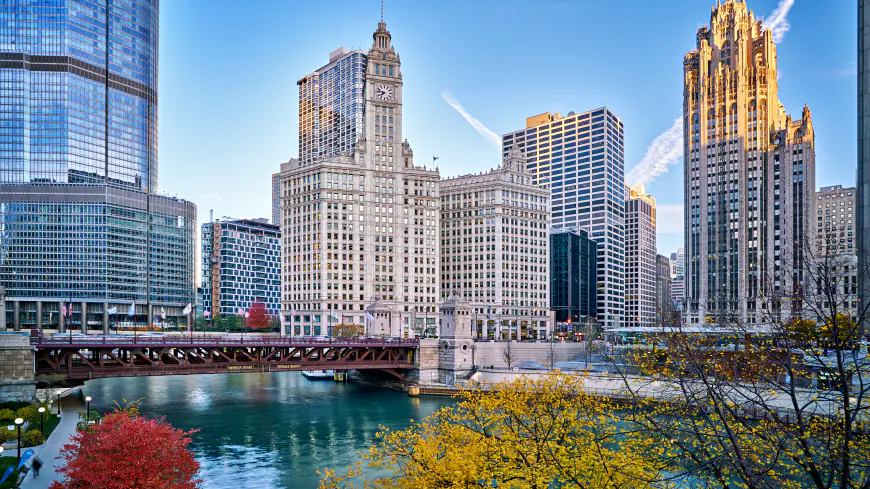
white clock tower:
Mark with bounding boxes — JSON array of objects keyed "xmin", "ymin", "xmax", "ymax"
[{"xmin": 361, "ymin": 21, "xmax": 403, "ymax": 163}]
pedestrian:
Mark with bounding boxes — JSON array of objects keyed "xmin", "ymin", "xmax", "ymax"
[{"xmin": 32, "ymin": 456, "xmax": 42, "ymax": 478}]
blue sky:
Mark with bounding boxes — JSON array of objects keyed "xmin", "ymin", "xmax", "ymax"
[{"xmin": 156, "ymin": 0, "xmax": 857, "ymax": 256}]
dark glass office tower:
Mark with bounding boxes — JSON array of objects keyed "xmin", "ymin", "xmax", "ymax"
[
  {"xmin": 0, "ymin": 0, "xmax": 196, "ymax": 331},
  {"xmin": 550, "ymin": 229, "xmax": 597, "ymax": 323}
]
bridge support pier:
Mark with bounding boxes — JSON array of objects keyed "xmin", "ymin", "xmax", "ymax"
[
  {"xmin": 103, "ymin": 302, "xmax": 109, "ymax": 334},
  {"xmin": 0, "ymin": 335, "xmax": 36, "ymax": 402},
  {"xmin": 58, "ymin": 301, "xmax": 65, "ymax": 333},
  {"xmin": 12, "ymin": 301, "xmax": 20, "ymax": 331}
]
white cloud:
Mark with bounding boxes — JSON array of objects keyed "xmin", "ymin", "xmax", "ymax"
[
  {"xmin": 625, "ymin": 117, "xmax": 683, "ymax": 188},
  {"xmin": 441, "ymin": 91, "xmax": 501, "ymax": 148},
  {"xmin": 762, "ymin": 0, "xmax": 796, "ymax": 44},
  {"xmin": 656, "ymin": 204, "xmax": 684, "ymax": 235}
]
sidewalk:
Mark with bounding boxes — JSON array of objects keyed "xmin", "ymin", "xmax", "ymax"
[{"xmin": 17, "ymin": 395, "xmax": 83, "ymax": 489}]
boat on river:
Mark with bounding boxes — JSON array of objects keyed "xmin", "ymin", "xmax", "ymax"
[{"xmin": 302, "ymin": 370, "xmax": 335, "ymax": 380}]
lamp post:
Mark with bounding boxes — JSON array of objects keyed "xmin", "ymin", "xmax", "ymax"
[
  {"xmin": 14, "ymin": 418, "xmax": 23, "ymax": 462},
  {"xmin": 38, "ymin": 407, "xmax": 45, "ymax": 435},
  {"xmin": 85, "ymin": 396, "xmax": 92, "ymax": 422}
]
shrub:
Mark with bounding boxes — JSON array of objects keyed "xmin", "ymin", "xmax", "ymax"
[
  {"xmin": 23, "ymin": 430, "xmax": 44, "ymax": 447},
  {"xmin": 0, "ymin": 409, "xmax": 14, "ymax": 421},
  {"xmin": 0, "ymin": 429, "xmax": 15, "ymax": 443},
  {"xmin": 15, "ymin": 406, "xmax": 33, "ymax": 422}
]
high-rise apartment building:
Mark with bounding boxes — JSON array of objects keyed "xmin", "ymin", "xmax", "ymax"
[
  {"xmin": 503, "ymin": 108, "xmax": 626, "ymax": 329},
  {"xmin": 655, "ymin": 254, "xmax": 672, "ymax": 325},
  {"xmin": 281, "ymin": 21, "xmax": 440, "ymax": 337},
  {"xmin": 683, "ymin": 0, "xmax": 815, "ymax": 324},
  {"xmin": 625, "ymin": 186, "xmax": 657, "ymax": 327},
  {"xmin": 0, "ymin": 0, "xmax": 197, "ymax": 331},
  {"xmin": 297, "ymin": 47, "xmax": 367, "ymax": 166},
  {"xmin": 550, "ymin": 229, "xmax": 598, "ymax": 324},
  {"xmin": 272, "ymin": 172, "xmax": 281, "ymax": 225},
  {"xmin": 440, "ymin": 148, "xmax": 551, "ymax": 340},
  {"xmin": 201, "ymin": 219, "xmax": 282, "ymax": 318},
  {"xmin": 815, "ymin": 185, "xmax": 855, "ymax": 255}
]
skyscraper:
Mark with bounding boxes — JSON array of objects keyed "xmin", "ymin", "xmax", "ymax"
[
  {"xmin": 297, "ymin": 47, "xmax": 367, "ymax": 166},
  {"xmin": 625, "ymin": 185, "xmax": 657, "ymax": 327},
  {"xmin": 858, "ymin": 0, "xmax": 870, "ymax": 322},
  {"xmin": 655, "ymin": 254, "xmax": 672, "ymax": 326},
  {"xmin": 815, "ymin": 185, "xmax": 856, "ymax": 255},
  {"xmin": 272, "ymin": 172, "xmax": 281, "ymax": 225},
  {"xmin": 670, "ymin": 247, "xmax": 686, "ymax": 311},
  {"xmin": 440, "ymin": 148, "xmax": 551, "ymax": 340},
  {"xmin": 281, "ymin": 20, "xmax": 440, "ymax": 337},
  {"xmin": 683, "ymin": 0, "xmax": 815, "ymax": 324},
  {"xmin": 669, "ymin": 248, "xmax": 685, "ymax": 280},
  {"xmin": 550, "ymin": 229, "xmax": 597, "ymax": 324},
  {"xmin": 0, "ymin": 0, "xmax": 196, "ymax": 331},
  {"xmin": 201, "ymin": 219, "xmax": 282, "ymax": 318},
  {"xmin": 503, "ymin": 108, "xmax": 626, "ymax": 329}
]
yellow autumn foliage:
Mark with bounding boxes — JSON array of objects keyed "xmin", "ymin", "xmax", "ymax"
[{"xmin": 319, "ymin": 374, "xmax": 677, "ymax": 489}]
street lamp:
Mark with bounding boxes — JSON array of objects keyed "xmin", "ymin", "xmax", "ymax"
[
  {"xmin": 14, "ymin": 418, "xmax": 23, "ymax": 462},
  {"xmin": 85, "ymin": 396, "xmax": 92, "ymax": 422},
  {"xmin": 38, "ymin": 407, "xmax": 45, "ymax": 435}
]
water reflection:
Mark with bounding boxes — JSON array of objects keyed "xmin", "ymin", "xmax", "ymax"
[{"xmin": 83, "ymin": 373, "xmax": 453, "ymax": 489}]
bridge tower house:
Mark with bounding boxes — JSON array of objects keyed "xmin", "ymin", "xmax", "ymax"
[{"xmin": 438, "ymin": 293, "xmax": 474, "ymax": 383}]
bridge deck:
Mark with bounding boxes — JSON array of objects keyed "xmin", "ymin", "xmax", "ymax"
[
  {"xmin": 31, "ymin": 334, "xmax": 419, "ymax": 349},
  {"xmin": 32, "ymin": 334, "xmax": 419, "ymax": 381}
]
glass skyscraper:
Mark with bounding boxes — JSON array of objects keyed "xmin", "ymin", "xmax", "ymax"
[
  {"xmin": 297, "ymin": 47, "xmax": 367, "ymax": 166},
  {"xmin": 0, "ymin": 0, "xmax": 196, "ymax": 332},
  {"xmin": 503, "ymin": 108, "xmax": 626, "ymax": 329},
  {"xmin": 549, "ymin": 229, "xmax": 597, "ymax": 324}
]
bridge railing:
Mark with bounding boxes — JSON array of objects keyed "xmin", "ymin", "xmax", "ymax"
[{"xmin": 30, "ymin": 334, "xmax": 419, "ymax": 349}]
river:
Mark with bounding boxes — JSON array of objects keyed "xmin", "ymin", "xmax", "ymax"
[{"xmin": 82, "ymin": 373, "xmax": 455, "ymax": 488}]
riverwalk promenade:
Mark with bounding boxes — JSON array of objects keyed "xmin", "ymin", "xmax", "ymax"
[{"xmin": 17, "ymin": 395, "xmax": 82, "ymax": 489}]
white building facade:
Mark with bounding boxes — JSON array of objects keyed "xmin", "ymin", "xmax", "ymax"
[
  {"xmin": 281, "ymin": 21, "xmax": 440, "ymax": 337},
  {"xmin": 625, "ymin": 186, "xmax": 657, "ymax": 327},
  {"xmin": 440, "ymin": 148, "xmax": 551, "ymax": 340}
]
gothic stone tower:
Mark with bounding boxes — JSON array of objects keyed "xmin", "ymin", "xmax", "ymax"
[{"xmin": 683, "ymin": 0, "xmax": 815, "ymax": 325}]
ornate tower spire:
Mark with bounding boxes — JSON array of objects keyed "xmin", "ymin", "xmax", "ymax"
[{"xmin": 372, "ymin": 19, "xmax": 391, "ymax": 52}]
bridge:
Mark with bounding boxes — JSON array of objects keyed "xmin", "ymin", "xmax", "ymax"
[{"xmin": 30, "ymin": 334, "xmax": 418, "ymax": 381}]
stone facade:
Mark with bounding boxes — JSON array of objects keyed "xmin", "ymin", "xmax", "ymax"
[
  {"xmin": 472, "ymin": 341, "xmax": 586, "ymax": 370},
  {"xmin": 625, "ymin": 186, "xmax": 657, "ymax": 327},
  {"xmin": 437, "ymin": 295, "xmax": 475, "ymax": 383},
  {"xmin": 814, "ymin": 185, "xmax": 856, "ymax": 255},
  {"xmin": 683, "ymin": 0, "xmax": 815, "ymax": 324},
  {"xmin": 0, "ymin": 334, "xmax": 36, "ymax": 403},
  {"xmin": 440, "ymin": 148, "xmax": 551, "ymax": 339},
  {"xmin": 281, "ymin": 21, "xmax": 440, "ymax": 338}
]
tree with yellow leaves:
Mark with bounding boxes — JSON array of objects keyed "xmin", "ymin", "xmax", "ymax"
[
  {"xmin": 610, "ymin": 241, "xmax": 870, "ymax": 489},
  {"xmin": 319, "ymin": 374, "xmax": 680, "ymax": 489}
]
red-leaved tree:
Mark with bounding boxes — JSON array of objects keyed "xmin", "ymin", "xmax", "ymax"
[
  {"xmin": 247, "ymin": 301, "xmax": 270, "ymax": 331},
  {"xmin": 49, "ymin": 407, "xmax": 201, "ymax": 489}
]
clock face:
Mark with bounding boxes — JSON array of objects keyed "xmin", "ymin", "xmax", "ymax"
[{"xmin": 375, "ymin": 84, "xmax": 393, "ymax": 101}]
